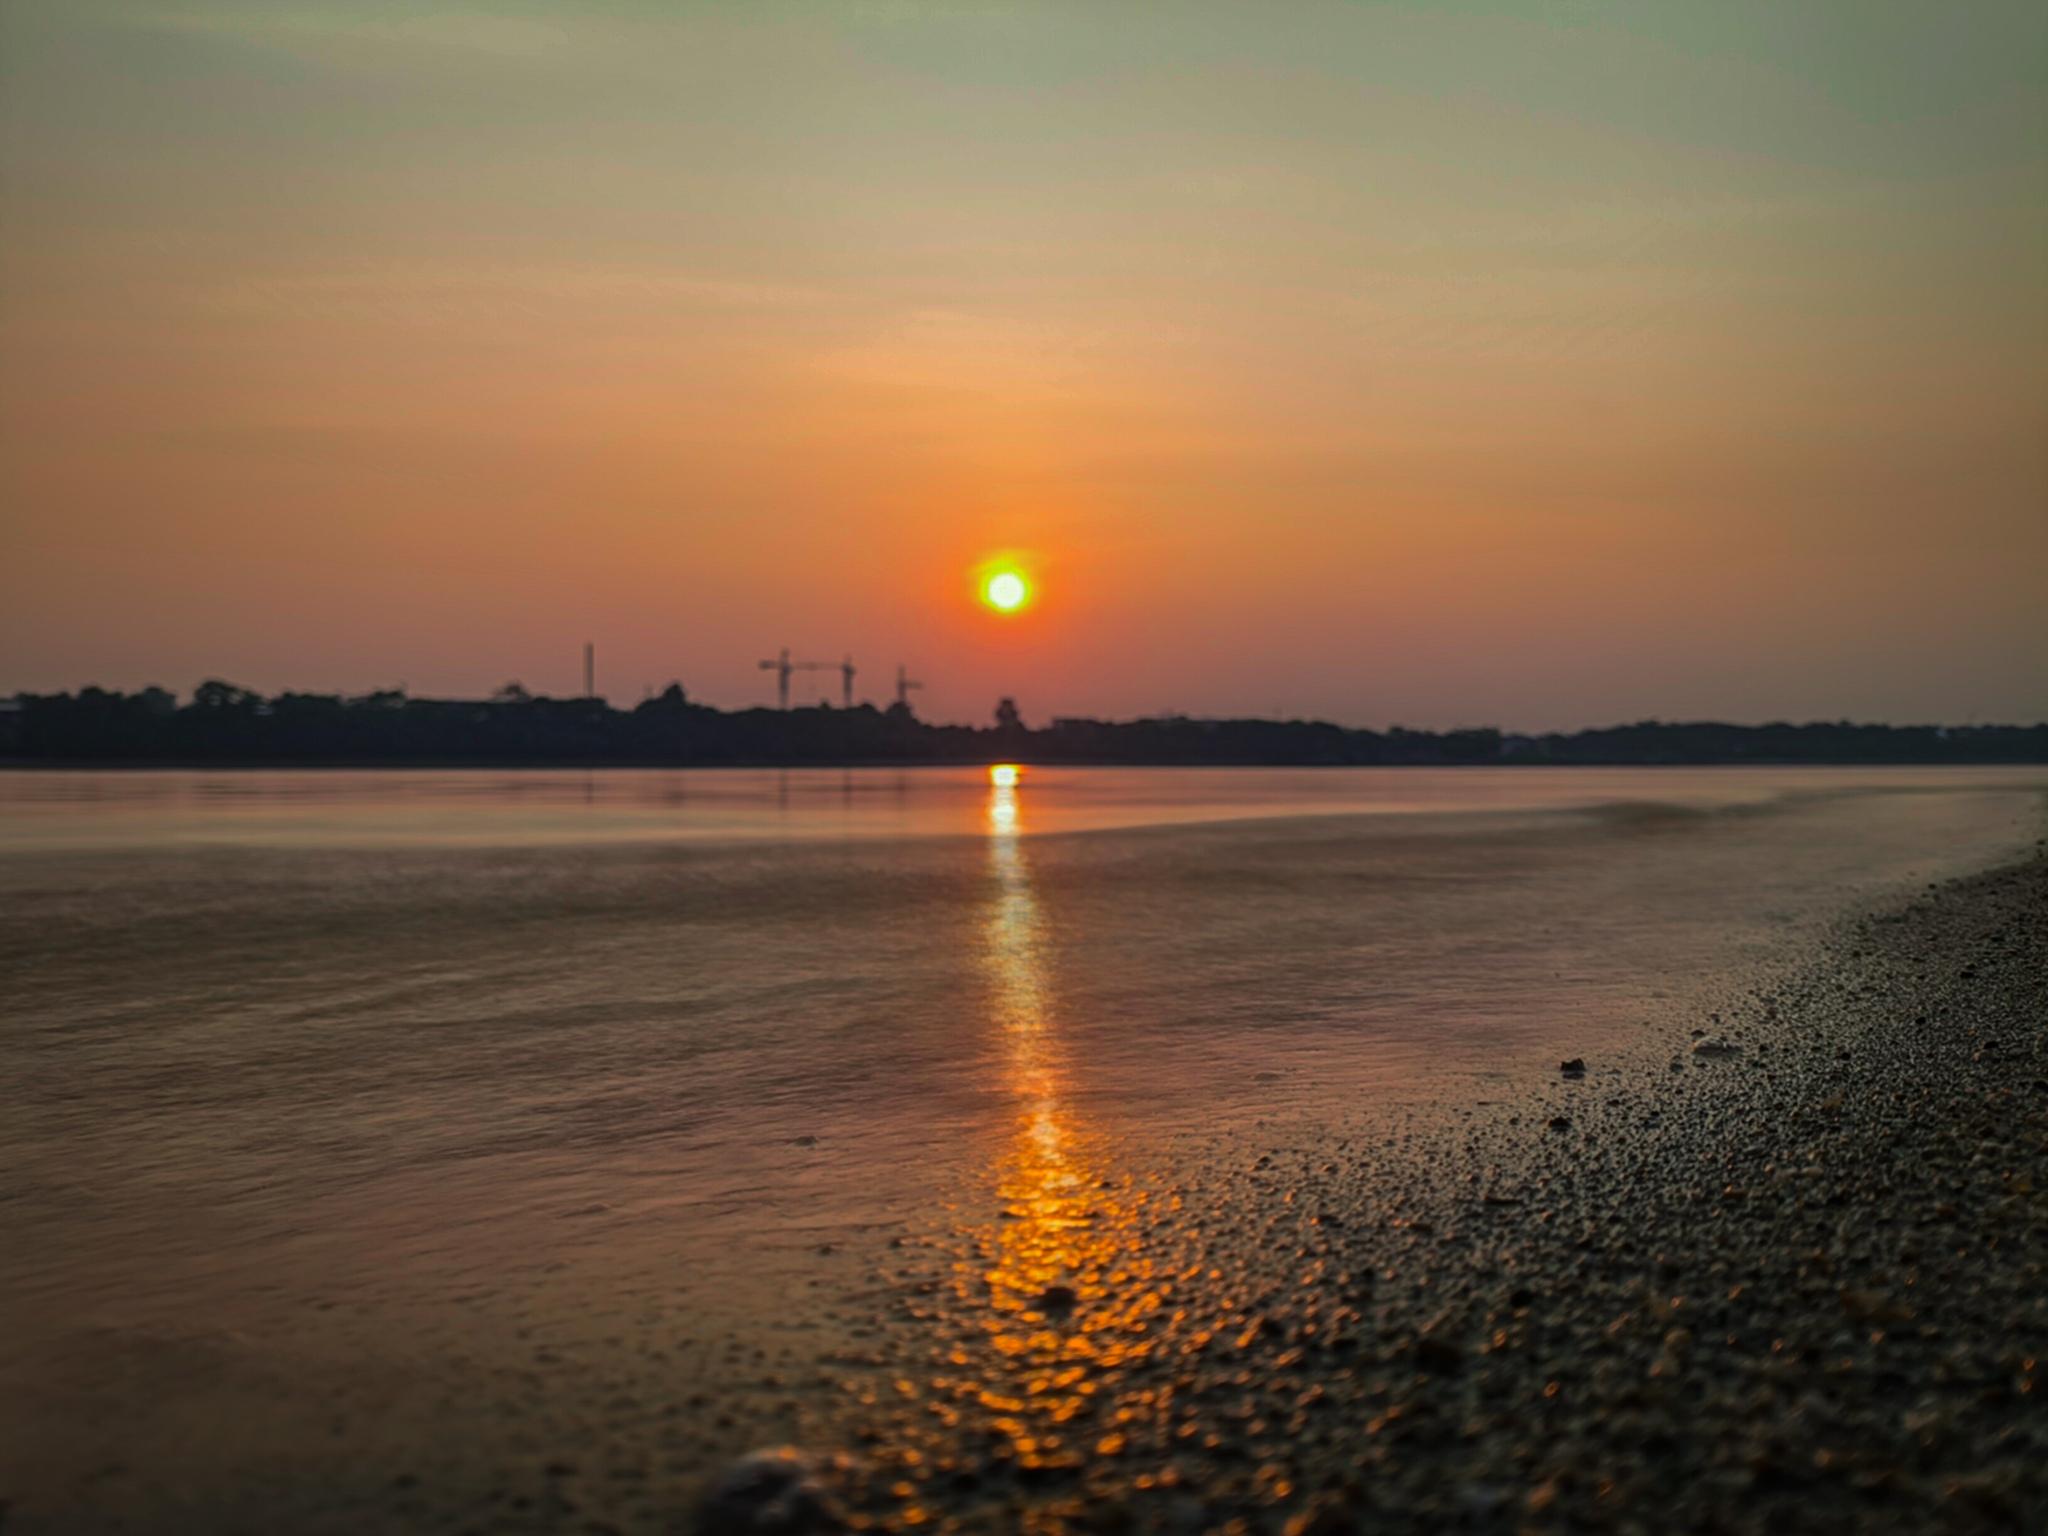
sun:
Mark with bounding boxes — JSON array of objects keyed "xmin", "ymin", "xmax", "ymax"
[
  {"xmin": 972, "ymin": 553, "xmax": 1039, "ymax": 615},
  {"xmin": 982, "ymin": 569, "xmax": 1030, "ymax": 612}
]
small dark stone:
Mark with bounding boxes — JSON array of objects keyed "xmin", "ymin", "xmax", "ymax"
[
  {"xmin": 696, "ymin": 1447, "xmax": 844, "ymax": 1535},
  {"xmin": 1547, "ymin": 1116, "xmax": 1572, "ymax": 1132},
  {"xmin": 1037, "ymin": 1284, "xmax": 1078, "ymax": 1311},
  {"xmin": 1560, "ymin": 1058, "xmax": 1586, "ymax": 1075},
  {"xmin": 1415, "ymin": 1336, "xmax": 1464, "ymax": 1372}
]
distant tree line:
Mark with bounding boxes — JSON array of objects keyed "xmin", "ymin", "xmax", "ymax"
[{"xmin": 2, "ymin": 682, "xmax": 2044, "ymax": 767}]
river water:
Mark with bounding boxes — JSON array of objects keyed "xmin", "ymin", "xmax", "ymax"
[{"xmin": 1, "ymin": 765, "xmax": 2042, "ymax": 1526}]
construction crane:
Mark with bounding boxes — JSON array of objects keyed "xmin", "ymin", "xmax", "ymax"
[
  {"xmin": 758, "ymin": 648, "xmax": 826, "ymax": 711},
  {"xmin": 834, "ymin": 656, "xmax": 857, "ymax": 710},
  {"xmin": 894, "ymin": 664, "xmax": 924, "ymax": 711}
]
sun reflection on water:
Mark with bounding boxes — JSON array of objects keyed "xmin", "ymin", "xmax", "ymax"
[{"xmin": 946, "ymin": 764, "xmax": 1172, "ymax": 1472}]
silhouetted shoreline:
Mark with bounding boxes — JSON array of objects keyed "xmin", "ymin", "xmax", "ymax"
[{"xmin": 4, "ymin": 682, "xmax": 2045, "ymax": 768}]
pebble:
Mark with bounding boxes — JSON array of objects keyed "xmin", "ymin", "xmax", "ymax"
[{"xmin": 696, "ymin": 1448, "xmax": 846, "ymax": 1535}]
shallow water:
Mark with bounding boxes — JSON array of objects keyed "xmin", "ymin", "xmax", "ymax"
[
  {"xmin": 6, "ymin": 761, "xmax": 2039, "ymax": 848},
  {"xmin": 1, "ymin": 765, "xmax": 2042, "ymax": 1519}
]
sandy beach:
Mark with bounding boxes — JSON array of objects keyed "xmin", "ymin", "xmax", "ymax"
[{"xmin": 692, "ymin": 853, "xmax": 2048, "ymax": 1535}]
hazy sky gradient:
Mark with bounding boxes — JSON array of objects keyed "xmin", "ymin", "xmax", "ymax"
[{"xmin": 3, "ymin": 1, "xmax": 2043, "ymax": 727}]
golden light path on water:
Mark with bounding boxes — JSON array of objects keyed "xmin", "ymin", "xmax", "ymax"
[{"xmin": 945, "ymin": 765, "xmax": 1180, "ymax": 1476}]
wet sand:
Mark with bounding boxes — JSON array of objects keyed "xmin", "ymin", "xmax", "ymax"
[
  {"xmin": 710, "ymin": 853, "xmax": 2048, "ymax": 1535},
  {"xmin": 5, "ymin": 853, "xmax": 2044, "ymax": 1535}
]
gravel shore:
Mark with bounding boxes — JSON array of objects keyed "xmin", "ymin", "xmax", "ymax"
[{"xmin": 728, "ymin": 853, "xmax": 2048, "ymax": 1535}]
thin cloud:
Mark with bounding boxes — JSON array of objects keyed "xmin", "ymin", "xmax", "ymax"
[{"xmin": 150, "ymin": 8, "xmax": 572, "ymax": 59}]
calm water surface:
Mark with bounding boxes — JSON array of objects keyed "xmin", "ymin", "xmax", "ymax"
[{"xmin": 1, "ymin": 764, "xmax": 2043, "ymax": 1513}]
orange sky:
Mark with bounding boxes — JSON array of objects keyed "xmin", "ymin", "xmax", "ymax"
[{"xmin": 2, "ymin": 2, "xmax": 2043, "ymax": 728}]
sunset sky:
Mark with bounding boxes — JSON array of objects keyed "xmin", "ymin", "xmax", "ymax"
[{"xmin": 2, "ymin": 1, "xmax": 2043, "ymax": 729}]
